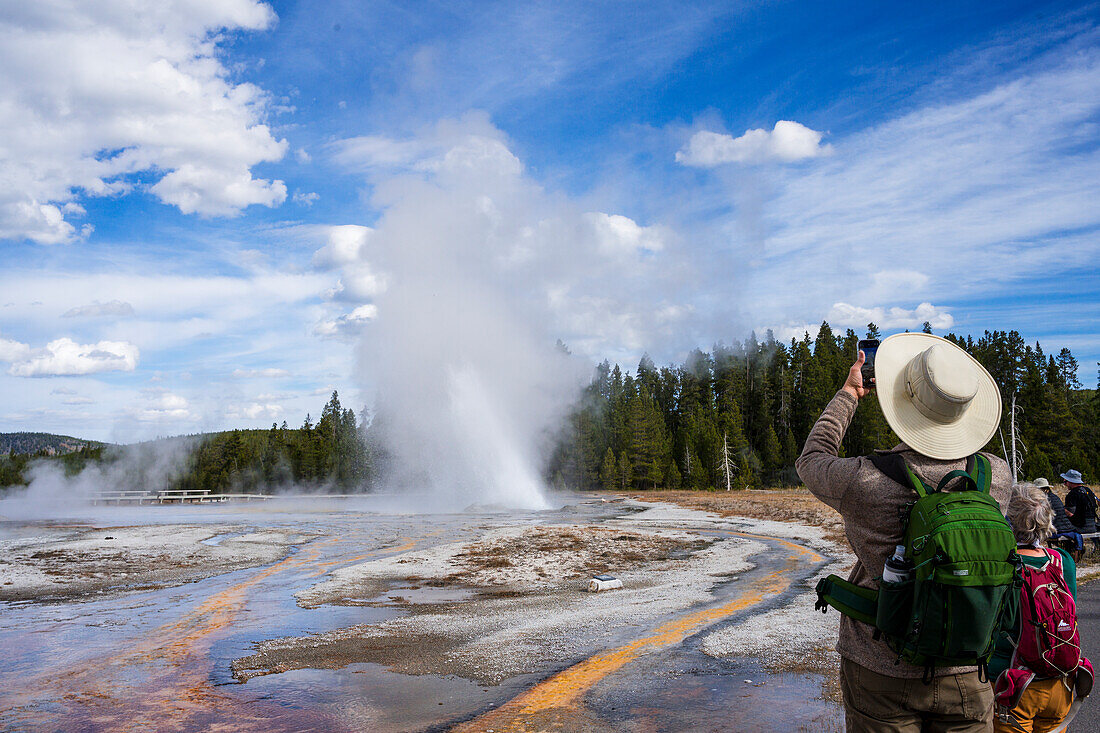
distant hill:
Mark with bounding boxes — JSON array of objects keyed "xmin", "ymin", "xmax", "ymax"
[{"xmin": 0, "ymin": 432, "xmax": 106, "ymax": 456}]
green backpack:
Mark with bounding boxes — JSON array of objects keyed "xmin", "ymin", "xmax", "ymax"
[{"xmin": 815, "ymin": 453, "xmax": 1021, "ymax": 677}]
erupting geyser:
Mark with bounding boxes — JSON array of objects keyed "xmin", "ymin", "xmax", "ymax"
[{"xmin": 343, "ymin": 117, "xmax": 589, "ymax": 510}]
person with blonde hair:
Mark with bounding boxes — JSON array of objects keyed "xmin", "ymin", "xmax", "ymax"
[{"xmin": 990, "ymin": 483, "xmax": 1092, "ymax": 733}]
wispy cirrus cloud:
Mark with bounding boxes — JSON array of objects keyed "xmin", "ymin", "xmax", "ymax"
[
  {"xmin": 680, "ymin": 46, "xmax": 1100, "ymax": 363},
  {"xmin": 62, "ymin": 300, "xmax": 135, "ymax": 318},
  {"xmin": 233, "ymin": 368, "xmax": 291, "ymax": 379}
]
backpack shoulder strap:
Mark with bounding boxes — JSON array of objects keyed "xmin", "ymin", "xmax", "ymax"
[
  {"xmin": 869, "ymin": 453, "xmax": 932, "ymax": 498},
  {"xmin": 1047, "ymin": 548, "xmax": 1063, "ymax": 573},
  {"xmin": 934, "ymin": 454, "xmax": 992, "ymax": 494}
]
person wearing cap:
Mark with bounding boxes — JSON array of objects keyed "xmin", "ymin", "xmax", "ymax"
[
  {"xmin": 1036, "ymin": 477, "xmax": 1084, "ymax": 555},
  {"xmin": 1062, "ymin": 469, "xmax": 1099, "ymax": 551},
  {"xmin": 797, "ymin": 333, "xmax": 1012, "ymax": 732}
]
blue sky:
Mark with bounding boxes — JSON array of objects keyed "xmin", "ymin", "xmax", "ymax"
[{"xmin": 0, "ymin": 0, "xmax": 1098, "ymax": 442}]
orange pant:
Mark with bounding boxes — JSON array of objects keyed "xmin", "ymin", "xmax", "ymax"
[{"xmin": 994, "ymin": 677, "xmax": 1073, "ymax": 733}]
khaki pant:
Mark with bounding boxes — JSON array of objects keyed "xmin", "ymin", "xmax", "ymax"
[
  {"xmin": 993, "ymin": 677, "xmax": 1073, "ymax": 733},
  {"xmin": 841, "ymin": 658, "xmax": 994, "ymax": 732}
]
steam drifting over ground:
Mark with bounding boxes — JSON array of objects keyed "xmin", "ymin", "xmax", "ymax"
[{"xmin": 0, "ymin": 438, "xmax": 195, "ymax": 521}]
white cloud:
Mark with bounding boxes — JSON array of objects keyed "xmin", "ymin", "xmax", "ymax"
[
  {"xmin": 427, "ymin": 135, "xmax": 523, "ymax": 178},
  {"xmin": 0, "ymin": 335, "xmax": 32, "ymax": 363},
  {"xmin": 868, "ymin": 271, "xmax": 931, "ymax": 300},
  {"xmin": 326, "ymin": 269, "xmax": 388, "ymax": 303},
  {"xmin": 585, "ymin": 213, "xmax": 665, "ymax": 256},
  {"xmin": 227, "ymin": 402, "xmax": 284, "ymax": 420},
  {"xmin": 314, "ymin": 304, "xmax": 379, "ymax": 340},
  {"xmin": 312, "ymin": 225, "xmax": 389, "ymax": 303},
  {"xmin": 233, "ymin": 368, "xmax": 291, "ymax": 379},
  {"xmin": 132, "ymin": 390, "xmax": 192, "ymax": 421},
  {"xmin": 292, "ymin": 191, "xmax": 320, "ymax": 207},
  {"xmin": 331, "ymin": 112, "xmax": 523, "ymax": 180},
  {"xmin": 150, "ymin": 165, "xmax": 285, "ymax": 218},
  {"xmin": 295, "ymin": 148, "xmax": 312, "ymax": 164},
  {"xmin": 62, "ymin": 300, "xmax": 135, "ymax": 318},
  {"xmin": 1, "ymin": 270, "xmax": 329, "ymax": 346},
  {"xmin": 828, "ymin": 302, "xmax": 955, "ymax": 332},
  {"xmin": 253, "ymin": 392, "xmax": 291, "ymax": 402},
  {"xmin": 4, "ymin": 337, "xmax": 139, "ymax": 377},
  {"xmin": 332, "ymin": 135, "xmax": 427, "ymax": 169},
  {"xmin": 769, "ymin": 323, "xmax": 831, "ymax": 343},
  {"xmin": 0, "ymin": 0, "xmax": 286, "ymax": 242},
  {"xmin": 676, "ymin": 121, "xmax": 831, "ymax": 167},
  {"xmin": 312, "ymin": 225, "xmax": 374, "ymax": 269}
]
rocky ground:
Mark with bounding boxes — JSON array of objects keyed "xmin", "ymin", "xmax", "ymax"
[
  {"xmin": 0, "ymin": 523, "xmax": 310, "ymax": 603},
  {"xmin": 235, "ymin": 508, "xmax": 778, "ymax": 685}
]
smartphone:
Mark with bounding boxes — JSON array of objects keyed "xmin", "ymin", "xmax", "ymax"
[{"xmin": 858, "ymin": 339, "xmax": 879, "ymax": 388}]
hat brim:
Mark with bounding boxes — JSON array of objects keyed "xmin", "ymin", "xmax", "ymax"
[
  {"xmin": 1060, "ymin": 472, "xmax": 1082, "ymax": 484},
  {"xmin": 874, "ymin": 333, "xmax": 1002, "ymax": 461}
]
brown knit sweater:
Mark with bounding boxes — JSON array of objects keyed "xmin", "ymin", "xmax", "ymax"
[{"xmin": 796, "ymin": 389, "xmax": 1012, "ymax": 678}]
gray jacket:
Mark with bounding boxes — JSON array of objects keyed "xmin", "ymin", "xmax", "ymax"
[{"xmin": 796, "ymin": 389, "xmax": 1011, "ymax": 678}]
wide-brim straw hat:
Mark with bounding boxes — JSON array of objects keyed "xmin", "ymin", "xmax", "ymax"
[{"xmin": 875, "ymin": 333, "xmax": 1002, "ymax": 461}]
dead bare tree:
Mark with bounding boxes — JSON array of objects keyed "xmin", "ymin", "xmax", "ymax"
[
  {"xmin": 721, "ymin": 433, "xmax": 738, "ymax": 491},
  {"xmin": 1008, "ymin": 391, "xmax": 1026, "ymax": 483}
]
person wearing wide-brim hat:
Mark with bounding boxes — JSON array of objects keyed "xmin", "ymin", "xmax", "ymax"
[
  {"xmin": 1061, "ymin": 468, "xmax": 1099, "ymax": 548},
  {"xmin": 797, "ymin": 332, "xmax": 1012, "ymax": 732}
]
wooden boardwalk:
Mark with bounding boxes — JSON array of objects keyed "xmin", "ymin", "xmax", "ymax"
[{"xmin": 90, "ymin": 489, "xmax": 272, "ymax": 505}]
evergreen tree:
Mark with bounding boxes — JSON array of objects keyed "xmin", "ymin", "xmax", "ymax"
[
  {"xmin": 599, "ymin": 448, "xmax": 617, "ymax": 491},
  {"xmin": 616, "ymin": 452, "xmax": 633, "ymax": 491},
  {"xmin": 761, "ymin": 424, "xmax": 782, "ymax": 476},
  {"xmin": 1057, "ymin": 348, "xmax": 1081, "ymax": 391},
  {"xmin": 665, "ymin": 458, "xmax": 682, "ymax": 490}
]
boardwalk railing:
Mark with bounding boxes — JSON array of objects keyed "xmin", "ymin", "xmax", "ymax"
[
  {"xmin": 88, "ymin": 491, "xmax": 355, "ymax": 505},
  {"xmin": 89, "ymin": 489, "xmax": 283, "ymax": 505}
]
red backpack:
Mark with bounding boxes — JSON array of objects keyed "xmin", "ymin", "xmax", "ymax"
[
  {"xmin": 995, "ymin": 549, "xmax": 1094, "ymax": 718},
  {"xmin": 1014, "ymin": 549, "xmax": 1081, "ymax": 676}
]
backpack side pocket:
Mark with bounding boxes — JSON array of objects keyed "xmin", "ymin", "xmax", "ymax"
[{"xmin": 876, "ymin": 577, "xmax": 915, "ymax": 639}]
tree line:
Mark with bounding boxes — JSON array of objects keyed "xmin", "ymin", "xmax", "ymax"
[
  {"xmin": 547, "ymin": 323, "xmax": 1098, "ymax": 492},
  {"xmin": 0, "ymin": 391, "xmax": 368, "ymax": 494},
  {"xmin": 2, "ymin": 326, "xmax": 1096, "ymax": 495},
  {"xmin": 170, "ymin": 390, "xmax": 369, "ymax": 493}
]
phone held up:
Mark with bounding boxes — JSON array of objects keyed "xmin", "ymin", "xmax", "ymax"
[{"xmin": 857, "ymin": 339, "xmax": 879, "ymax": 389}]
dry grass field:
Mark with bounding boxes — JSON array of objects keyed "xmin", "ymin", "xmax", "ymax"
[{"xmin": 626, "ymin": 489, "xmax": 846, "ymax": 544}]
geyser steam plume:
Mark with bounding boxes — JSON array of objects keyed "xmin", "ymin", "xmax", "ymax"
[{"xmin": 343, "ymin": 119, "xmax": 592, "ymax": 510}]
